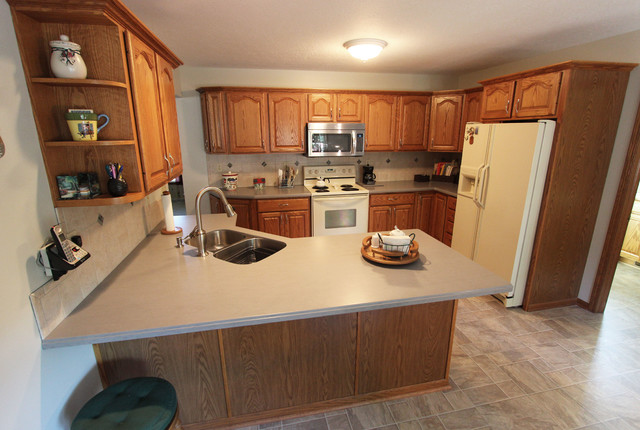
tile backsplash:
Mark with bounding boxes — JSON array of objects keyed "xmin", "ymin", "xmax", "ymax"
[
  {"xmin": 30, "ymin": 188, "xmax": 165, "ymax": 339},
  {"xmin": 207, "ymin": 152, "xmax": 460, "ymax": 187}
]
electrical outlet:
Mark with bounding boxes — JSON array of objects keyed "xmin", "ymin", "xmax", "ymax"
[{"xmin": 216, "ymin": 163, "xmax": 222, "ymax": 172}]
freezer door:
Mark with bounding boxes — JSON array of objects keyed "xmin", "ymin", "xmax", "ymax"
[
  {"xmin": 451, "ymin": 194, "xmax": 480, "ymax": 259},
  {"xmin": 473, "ymin": 122, "xmax": 551, "ymax": 301},
  {"xmin": 457, "ymin": 123, "xmax": 492, "ymax": 199}
]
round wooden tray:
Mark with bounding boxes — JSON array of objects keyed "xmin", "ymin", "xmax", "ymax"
[{"xmin": 361, "ymin": 235, "xmax": 420, "ymax": 265}]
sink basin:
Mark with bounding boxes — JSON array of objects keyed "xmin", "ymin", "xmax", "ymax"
[
  {"xmin": 213, "ymin": 237, "xmax": 287, "ymax": 264},
  {"xmin": 185, "ymin": 229, "xmax": 248, "ymax": 252}
]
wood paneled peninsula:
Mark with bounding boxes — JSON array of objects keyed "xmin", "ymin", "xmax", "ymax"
[{"xmin": 46, "ymin": 214, "xmax": 509, "ymax": 428}]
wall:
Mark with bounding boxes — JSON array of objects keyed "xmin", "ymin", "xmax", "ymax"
[
  {"xmin": 0, "ymin": 3, "xmax": 165, "ymax": 429},
  {"xmin": 457, "ymin": 30, "xmax": 640, "ymax": 303},
  {"xmin": 176, "ymin": 67, "xmax": 459, "ymax": 214}
]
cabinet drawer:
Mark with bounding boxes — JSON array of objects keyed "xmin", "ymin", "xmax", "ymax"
[
  {"xmin": 445, "ymin": 219, "xmax": 454, "ymax": 235},
  {"xmin": 443, "ymin": 231, "xmax": 453, "ymax": 247},
  {"xmin": 370, "ymin": 193, "xmax": 415, "ymax": 206},
  {"xmin": 257, "ymin": 198, "xmax": 309, "ymax": 212},
  {"xmin": 446, "ymin": 196, "xmax": 456, "ymax": 211}
]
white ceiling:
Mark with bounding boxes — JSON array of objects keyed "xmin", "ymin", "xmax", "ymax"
[{"xmin": 122, "ymin": 0, "xmax": 640, "ymax": 75}]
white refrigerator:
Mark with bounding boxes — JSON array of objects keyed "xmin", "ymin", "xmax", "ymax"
[{"xmin": 451, "ymin": 120, "xmax": 555, "ymax": 307}]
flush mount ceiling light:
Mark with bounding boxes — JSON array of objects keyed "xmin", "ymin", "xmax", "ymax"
[{"xmin": 343, "ymin": 38, "xmax": 388, "ymax": 61}]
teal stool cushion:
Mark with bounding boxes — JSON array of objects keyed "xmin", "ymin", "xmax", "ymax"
[{"xmin": 71, "ymin": 377, "xmax": 177, "ymax": 430}]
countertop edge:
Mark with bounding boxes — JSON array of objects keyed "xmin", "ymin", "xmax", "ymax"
[{"xmin": 42, "ymin": 284, "xmax": 509, "ymax": 349}]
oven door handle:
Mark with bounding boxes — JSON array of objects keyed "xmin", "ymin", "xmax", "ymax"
[{"xmin": 312, "ymin": 195, "xmax": 369, "ymax": 202}]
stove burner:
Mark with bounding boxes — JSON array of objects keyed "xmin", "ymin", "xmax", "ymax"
[
  {"xmin": 342, "ymin": 187, "xmax": 359, "ymax": 191},
  {"xmin": 315, "ymin": 189, "xmax": 330, "ymax": 193},
  {"xmin": 313, "ymin": 185, "xmax": 329, "ymax": 190}
]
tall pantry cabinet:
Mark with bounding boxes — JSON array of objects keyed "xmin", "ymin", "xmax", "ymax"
[{"xmin": 7, "ymin": 0, "xmax": 183, "ymax": 206}]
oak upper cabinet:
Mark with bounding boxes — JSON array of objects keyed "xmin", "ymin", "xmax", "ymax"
[
  {"xmin": 226, "ymin": 91, "xmax": 269, "ymax": 153},
  {"xmin": 256, "ymin": 198, "xmax": 311, "ymax": 238},
  {"xmin": 268, "ymin": 92, "xmax": 307, "ymax": 153},
  {"xmin": 458, "ymin": 88, "xmax": 483, "ymax": 151},
  {"xmin": 368, "ymin": 193, "xmax": 415, "ymax": 232},
  {"xmin": 428, "ymin": 93, "xmax": 463, "ymax": 152},
  {"xmin": 481, "ymin": 72, "xmax": 562, "ymax": 120},
  {"xmin": 156, "ymin": 54, "xmax": 182, "ymax": 178},
  {"xmin": 336, "ymin": 93, "xmax": 364, "ymax": 122},
  {"xmin": 307, "ymin": 93, "xmax": 363, "ymax": 122},
  {"xmin": 364, "ymin": 94, "xmax": 397, "ymax": 152},
  {"xmin": 200, "ymin": 91, "xmax": 227, "ymax": 154},
  {"xmin": 127, "ymin": 32, "xmax": 180, "ymax": 191},
  {"xmin": 397, "ymin": 95, "xmax": 431, "ymax": 151},
  {"xmin": 308, "ymin": 93, "xmax": 334, "ymax": 121}
]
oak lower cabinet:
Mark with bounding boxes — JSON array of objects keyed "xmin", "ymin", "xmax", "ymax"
[
  {"xmin": 94, "ymin": 300, "xmax": 457, "ymax": 428},
  {"xmin": 429, "ymin": 193, "xmax": 447, "ymax": 241},
  {"xmin": 443, "ymin": 196, "xmax": 456, "ymax": 247},
  {"xmin": 210, "ymin": 196, "xmax": 255, "ymax": 229},
  {"xmin": 481, "ymin": 72, "xmax": 562, "ymax": 120},
  {"xmin": 428, "ymin": 92, "xmax": 464, "ymax": 152},
  {"xmin": 415, "ymin": 192, "xmax": 434, "ymax": 234},
  {"xmin": 368, "ymin": 193, "xmax": 416, "ymax": 232},
  {"xmin": 257, "ymin": 198, "xmax": 310, "ymax": 238}
]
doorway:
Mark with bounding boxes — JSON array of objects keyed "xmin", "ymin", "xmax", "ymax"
[
  {"xmin": 168, "ymin": 175, "xmax": 186, "ymax": 215},
  {"xmin": 589, "ymin": 100, "xmax": 640, "ymax": 312}
]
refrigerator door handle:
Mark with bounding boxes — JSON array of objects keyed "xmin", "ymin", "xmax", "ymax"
[
  {"xmin": 473, "ymin": 164, "xmax": 484, "ymax": 204},
  {"xmin": 477, "ymin": 165, "xmax": 489, "ymax": 208}
]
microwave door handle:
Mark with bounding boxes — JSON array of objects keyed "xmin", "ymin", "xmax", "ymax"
[{"xmin": 351, "ymin": 130, "xmax": 356, "ymax": 155}]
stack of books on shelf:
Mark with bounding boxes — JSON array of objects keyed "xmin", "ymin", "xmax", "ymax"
[{"xmin": 432, "ymin": 160, "xmax": 459, "ymax": 183}]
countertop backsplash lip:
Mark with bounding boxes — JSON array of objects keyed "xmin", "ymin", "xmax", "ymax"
[{"xmin": 29, "ymin": 188, "xmax": 166, "ymax": 341}]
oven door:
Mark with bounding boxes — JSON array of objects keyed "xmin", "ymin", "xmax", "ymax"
[{"xmin": 312, "ymin": 194, "xmax": 369, "ymax": 236}]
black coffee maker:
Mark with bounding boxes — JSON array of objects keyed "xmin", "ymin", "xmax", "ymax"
[{"xmin": 363, "ymin": 164, "xmax": 376, "ymax": 185}]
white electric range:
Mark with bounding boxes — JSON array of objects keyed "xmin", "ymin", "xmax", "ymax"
[{"xmin": 303, "ymin": 165, "xmax": 369, "ymax": 236}]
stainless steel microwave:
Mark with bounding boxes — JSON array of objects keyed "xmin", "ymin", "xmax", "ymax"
[{"xmin": 307, "ymin": 123, "xmax": 365, "ymax": 157}]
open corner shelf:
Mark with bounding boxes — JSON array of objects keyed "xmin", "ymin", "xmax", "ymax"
[
  {"xmin": 54, "ymin": 192, "xmax": 146, "ymax": 208},
  {"xmin": 31, "ymin": 77, "xmax": 128, "ymax": 89}
]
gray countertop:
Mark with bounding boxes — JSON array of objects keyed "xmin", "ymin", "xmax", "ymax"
[
  {"xmin": 222, "ymin": 181, "xmax": 459, "ymax": 199},
  {"xmin": 43, "ymin": 214, "xmax": 509, "ymax": 349}
]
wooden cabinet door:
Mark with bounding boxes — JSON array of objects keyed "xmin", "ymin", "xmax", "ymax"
[
  {"xmin": 258, "ymin": 211, "xmax": 284, "ymax": 236},
  {"xmin": 415, "ymin": 192, "xmax": 434, "ymax": 233},
  {"xmin": 226, "ymin": 91, "xmax": 268, "ymax": 153},
  {"xmin": 443, "ymin": 196, "xmax": 456, "ymax": 247},
  {"xmin": 513, "ymin": 72, "xmax": 561, "ymax": 118},
  {"xmin": 285, "ymin": 210, "xmax": 310, "ymax": 238},
  {"xmin": 308, "ymin": 93, "xmax": 334, "ymax": 121},
  {"xmin": 481, "ymin": 81, "xmax": 515, "ymax": 120},
  {"xmin": 393, "ymin": 204, "xmax": 414, "ymax": 230},
  {"xmin": 201, "ymin": 91, "xmax": 227, "ymax": 153},
  {"xmin": 428, "ymin": 95, "xmax": 463, "ymax": 152},
  {"xmin": 369, "ymin": 205, "xmax": 393, "ymax": 232},
  {"xmin": 336, "ymin": 93, "xmax": 363, "ymax": 122},
  {"xmin": 127, "ymin": 32, "xmax": 168, "ymax": 191},
  {"xmin": 228, "ymin": 198, "xmax": 253, "ymax": 229},
  {"xmin": 397, "ymin": 95, "xmax": 430, "ymax": 151},
  {"xmin": 364, "ymin": 94, "xmax": 397, "ymax": 151},
  {"xmin": 268, "ymin": 92, "xmax": 306, "ymax": 152},
  {"xmin": 156, "ymin": 53, "xmax": 182, "ymax": 179},
  {"xmin": 460, "ymin": 89, "xmax": 483, "ymax": 151},
  {"xmin": 430, "ymin": 193, "xmax": 447, "ymax": 241}
]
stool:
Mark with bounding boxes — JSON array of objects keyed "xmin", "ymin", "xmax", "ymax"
[{"xmin": 71, "ymin": 377, "xmax": 181, "ymax": 430}]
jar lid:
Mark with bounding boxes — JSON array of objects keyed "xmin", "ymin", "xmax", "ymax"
[
  {"xmin": 50, "ymin": 34, "xmax": 81, "ymax": 51},
  {"xmin": 222, "ymin": 172, "xmax": 237, "ymax": 176}
]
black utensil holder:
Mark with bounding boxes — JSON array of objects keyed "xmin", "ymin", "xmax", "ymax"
[{"xmin": 107, "ymin": 178, "xmax": 128, "ymax": 197}]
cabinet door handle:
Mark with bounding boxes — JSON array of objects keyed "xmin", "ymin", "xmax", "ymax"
[
  {"xmin": 431, "ymin": 138, "xmax": 434, "ymax": 146},
  {"xmin": 515, "ymin": 98, "xmax": 520, "ymax": 114},
  {"xmin": 330, "ymin": 108, "xmax": 333, "ymax": 120},
  {"xmin": 338, "ymin": 108, "xmax": 341, "ymax": 118},
  {"xmin": 399, "ymin": 139, "xmax": 403, "ymax": 147},
  {"xmin": 169, "ymin": 154, "xmax": 176, "ymax": 167},
  {"xmin": 261, "ymin": 139, "xmax": 265, "ymax": 148},
  {"xmin": 505, "ymin": 99, "xmax": 510, "ymax": 114},
  {"xmin": 204, "ymin": 140, "xmax": 209, "ymax": 151},
  {"xmin": 164, "ymin": 155, "xmax": 170, "ymax": 176}
]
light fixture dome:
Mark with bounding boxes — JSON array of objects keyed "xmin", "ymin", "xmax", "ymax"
[{"xmin": 343, "ymin": 38, "xmax": 387, "ymax": 61}]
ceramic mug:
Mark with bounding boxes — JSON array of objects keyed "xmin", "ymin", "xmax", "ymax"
[
  {"xmin": 65, "ymin": 112, "xmax": 109, "ymax": 141},
  {"xmin": 222, "ymin": 172, "xmax": 238, "ymax": 190}
]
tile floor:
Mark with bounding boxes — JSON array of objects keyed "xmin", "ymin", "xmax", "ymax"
[{"xmin": 240, "ymin": 262, "xmax": 640, "ymax": 430}]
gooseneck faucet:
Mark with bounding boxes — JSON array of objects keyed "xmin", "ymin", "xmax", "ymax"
[{"xmin": 194, "ymin": 186, "xmax": 236, "ymax": 257}]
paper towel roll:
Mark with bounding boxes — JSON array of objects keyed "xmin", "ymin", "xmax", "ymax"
[{"xmin": 161, "ymin": 191, "xmax": 181, "ymax": 234}]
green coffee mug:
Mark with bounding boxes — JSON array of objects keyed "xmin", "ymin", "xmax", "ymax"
[{"xmin": 65, "ymin": 112, "xmax": 109, "ymax": 141}]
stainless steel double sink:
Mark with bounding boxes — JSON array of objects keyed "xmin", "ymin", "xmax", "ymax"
[{"xmin": 184, "ymin": 229, "xmax": 286, "ymax": 264}]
